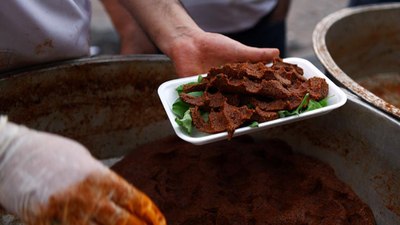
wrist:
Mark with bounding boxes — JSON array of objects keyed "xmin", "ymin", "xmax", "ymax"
[
  {"xmin": 119, "ymin": 0, "xmax": 202, "ymax": 57},
  {"xmin": 159, "ymin": 25, "xmax": 203, "ymax": 58}
]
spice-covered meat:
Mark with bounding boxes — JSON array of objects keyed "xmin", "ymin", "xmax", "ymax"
[
  {"xmin": 209, "ymin": 74, "xmax": 292, "ymax": 99},
  {"xmin": 306, "ymin": 77, "xmax": 330, "ymax": 100},
  {"xmin": 179, "ymin": 93, "xmax": 205, "ymax": 107},
  {"xmin": 271, "ymin": 57, "xmax": 307, "ymax": 83},
  {"xmin": 191, "ymin": 102, "xmax": 254, "ymax": 137},
  {"xmin": 252, "ymin": 108, "xmax": 279, "ymax": 122},
  {"xmin": 249, "ymin": 96, "xmax": 303, "ymax": 111},
  {"xmin": 179, "ymin": 58, "xmax": 329, "ymax": 139}
]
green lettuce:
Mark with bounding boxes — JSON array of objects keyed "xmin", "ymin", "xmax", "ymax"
[
  {"xmin": 278, "ymin": 93, "xmax": 328, "ymax": 118},
  {"xmin": 172, "ymin": 75, "xmax": 204, "ymax": 134},
  {"xmin": 175, "ymin": 109, "xmax": 193, "ymax": 134}
]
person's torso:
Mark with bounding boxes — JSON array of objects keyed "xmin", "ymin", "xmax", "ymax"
[
  {"xmin": 0, "ymin": 0, "xmax": 91, "ymax": 73},
  {"xmin": 181, "ymin": 0, "xmax": 278, "ymax": 33}
]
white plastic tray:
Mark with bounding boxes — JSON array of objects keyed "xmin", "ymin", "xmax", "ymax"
[{"xmin": 158, "ymin": 57, "xmax": 347, "ymax": 145}]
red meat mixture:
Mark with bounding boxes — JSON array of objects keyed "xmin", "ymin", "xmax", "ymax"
[
  {"xmin": 112, "ymin": 136, "xmax": 375, "ymax": 225},
  {"xmin": 179, "ymin": 58, "xmax": 329, "ymax": 138}
]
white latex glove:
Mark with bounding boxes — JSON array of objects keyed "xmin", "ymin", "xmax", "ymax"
[{"xmin": 0, "ymin": 116, "xmax": 166, "ymax": 225}]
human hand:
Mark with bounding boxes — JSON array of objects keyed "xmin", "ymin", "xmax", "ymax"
[
  {"xmin": 118, "ymin": 0, "xmax": 279, "ymax": 77},
  {"xmin": 165, "ymin": 28, "xmax": 280, "ymax": 77},
  {"xmin": 0, "ymin": 117, "xmax": 165, "ymax": 225}
]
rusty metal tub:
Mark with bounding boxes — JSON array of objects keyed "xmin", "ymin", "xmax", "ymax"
[
  {"xmin": 313, "ymin": 3, "xmax": 400, "ymax": 119},
  {"xmin": 0, "ymin": 55, "xmax": 399, "ymax": 224}
]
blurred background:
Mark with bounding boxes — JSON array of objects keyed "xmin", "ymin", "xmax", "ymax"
[{"xmin": 90, "ymin": 0, "xmax": 348, "ymax": 70}]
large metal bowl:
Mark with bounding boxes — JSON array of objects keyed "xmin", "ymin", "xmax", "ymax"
[
  {"xmin": 313, "ymin": 3, "xmax": 400, "ymax": 119},
  {"xmin": 0, "ymin": 55, "xmax": 399, "ymax": 224}
]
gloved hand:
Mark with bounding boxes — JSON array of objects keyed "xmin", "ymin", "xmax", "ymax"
[{"xmin": 0, "ymin": 116, "xmax": 166, "ymax": 225}]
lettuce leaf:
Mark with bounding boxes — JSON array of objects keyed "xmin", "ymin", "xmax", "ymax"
[
  {"xmin": 249, "ymin": 121, "xmax": 259, "ymax": 128},
  {"xmin": 176, "ymin": 75, "xmax": 203, "ymax": 94},
  {"xmin": 278, "ymin": 93, "xmax": 328, "ymax": 118},
  {"xmin": 172, "ymin": 91, "xmax": 203, "ymax": 118},
  {"xmin": 175, "ymin": 109, "xmax": 193, "ymax": 134},
  {"xmin": 172, "ymin": 76, "xmax": 204, "ymax": 134}
]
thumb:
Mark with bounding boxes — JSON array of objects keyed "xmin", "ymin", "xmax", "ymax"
[{"xmin": 235, "ymin": 46, "xmax": 280, "ymax": 64}]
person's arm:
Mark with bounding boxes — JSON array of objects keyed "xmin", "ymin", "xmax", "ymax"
[
  {"xmin": 100, "ymin": 0, "xmax": 158, "ymax": 54},
  {"xmin": 0, "ymin": 117, "xmax": 165, "ymax": 225},
  {"xmin": 119, "ymin": 0, "xmax": 280, "ymax": 77}
]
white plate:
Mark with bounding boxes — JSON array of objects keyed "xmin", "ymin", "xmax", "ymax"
[{"xmin": 158, "ymin": 57, "xmax": 347, "ymax": 145}]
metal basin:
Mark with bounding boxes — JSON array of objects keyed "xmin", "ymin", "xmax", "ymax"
[
  {"xmin": 0, "ymin": 55, "xmax": 176, "ymax": 159},
  {"xmin": 0, "ymin": 55, "xmax": 399, "ymax": 224},
  {"xmin": 313, "ymin": 3, "xmax": 400, "ymax": 119}
]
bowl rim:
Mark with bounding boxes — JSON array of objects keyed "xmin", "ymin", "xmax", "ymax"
[{"xmin": 312, "ymin": 3, "xmax": 400, "ymax": 119}]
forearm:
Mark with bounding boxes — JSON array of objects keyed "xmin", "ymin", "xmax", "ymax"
[
  {"xmin": 119, "ymin": 0, "xmax": 202, "ymax": 56},
  {"xmin": 118, "ymin": 0, "xmax": 279, "ymax": 77},
  {"xmin": 101, "ymin": 0, "xmax": 158, "ymax": 54},
  {"xmin": 101, "ymin": 0, "xmax": 133, "ymax": 36}
]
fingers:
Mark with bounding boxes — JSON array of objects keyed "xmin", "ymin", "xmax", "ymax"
[
  {"xmin": 210, "ymin": 32, "xmax": 280, "ymax": 64},
  {"xmin": 93, "ymin": 200, "xmax": 147, "ymax": 225},
  {"xmin": 91, "ymin": 172, "xmax": 166, "ymax": 225},
  {"xmin": 122, "ymin": 192, "xmax": 166, "ymax": 225},
  {"xmin": 237, "ymin": 46, "xmax": 280, "ymax": 63},
  {"xmin": 32, "ymin": 171, "xmax": 166, "ymax": 225},
  {"xmin": 107, "ymin": 172, "xmax": 167, "ymax": 225},
  {"xmin": 171, "ymin": 32, "xmax": 281, "ymax": 77},
  {"xmin": 228, "ymin": 36, "xmax": 280, "ymax": 63},
  {"xmin": 173, "ymin": 46, "xmax": 280, "ymax": 77}
]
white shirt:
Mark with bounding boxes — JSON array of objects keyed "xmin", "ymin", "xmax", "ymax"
[
  {"xmin": 181, "ymin": 0, "xmax": 278, "ymax": 33},
  {"xmin": 0, "ymin": 0, "xmax": 91, "ymax": 73}
]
